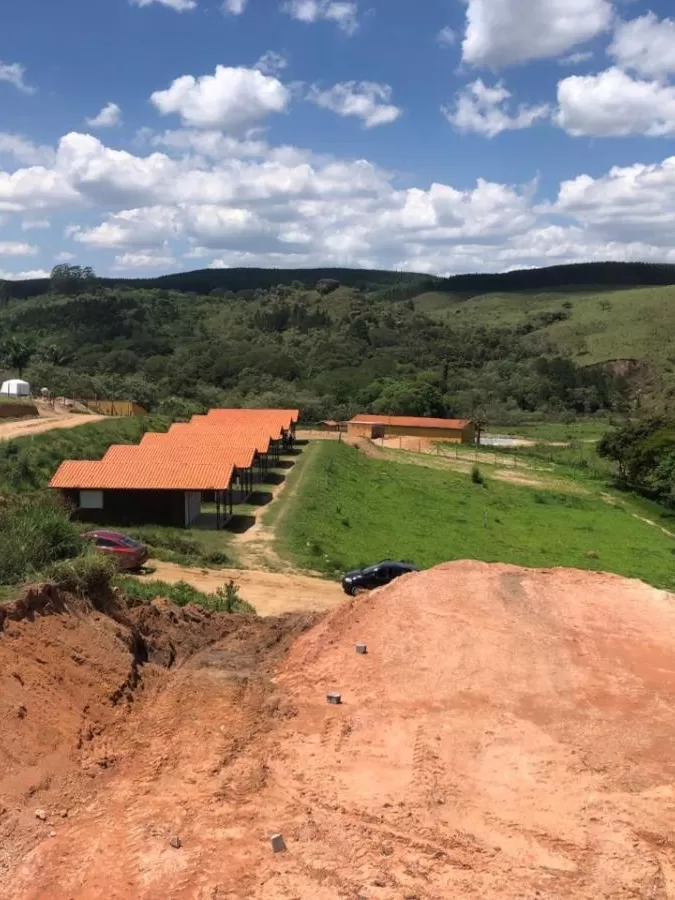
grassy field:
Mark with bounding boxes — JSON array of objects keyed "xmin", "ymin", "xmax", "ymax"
[
  {"xmin": 415, "ymin": 284, "xmax": 675, "ymax": 368},
  {"xmin": 490, "ymin": 420, "xmax": 612, "ymax": 442},
  {"xmin": 276, "ymin": 441, "xmax": 675, "ymax": 590}
]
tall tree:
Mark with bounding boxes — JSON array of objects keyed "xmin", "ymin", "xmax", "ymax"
[
  {"xmin": 1, "ymin": 338, "xmax": 33, "ymax": 378},
  {"xmin": 36, "ymin": 343, "xmax": 72, "ymax": 367},
  {"xmin": 49, "ymin": 264, "xmax": 97, "ymax": 296}
]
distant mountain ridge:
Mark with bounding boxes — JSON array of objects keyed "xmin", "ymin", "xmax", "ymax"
[{"xmin": 3, "ymin": 261, "xmax": 675, "ymax": 300}]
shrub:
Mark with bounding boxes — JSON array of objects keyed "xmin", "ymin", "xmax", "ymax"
[
  {"xmin": 0, "ymin": 493, "xmax": 83, "ymax": 585},
  {"xmin": 116, "ymin": 575, "xmax": 256, "ymax": 614},
  {"xmin": 471, "ymin": 464, "xmax": 485, "ymax": 485},
  {"xmin": 46, "ymin": 551, "xmax": 117, "ymax": 596},
  {"xmin": 212, "ymin": 579, "xmax": 255, "ymax": 614}
]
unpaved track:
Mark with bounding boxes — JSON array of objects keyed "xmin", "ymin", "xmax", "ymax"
[
  {"xmin": 142, "ymin": 560, "xmax": 344, "ymax": 616},
  {"xmin": 0, "ymin": 413, "xmax": 106, "ymax": 441},
  {"xmin": 6, "ymin": 561, "xmax": 675, "ymax": 898}
]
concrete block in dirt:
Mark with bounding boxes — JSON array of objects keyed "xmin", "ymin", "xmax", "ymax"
[{"xmin": 270, "ymin": 833, "xmax": 286, "ymax": 853}]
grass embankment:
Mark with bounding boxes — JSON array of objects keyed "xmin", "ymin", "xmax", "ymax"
[
  {"xmin": 276, "ymin": 441, "xmax": 675, "ymax": 591},
  {"xmin": 0, "ymin": 415, "xmax": 171, "ymax": 492},
  {"xmin": 116, "ymin": 574, "xmax": 255, "ymax": 613}
]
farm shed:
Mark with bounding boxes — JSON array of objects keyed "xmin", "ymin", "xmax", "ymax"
[
  {"xmin": 348, "ymin": 421, "xmax": 386, "ymax": 440},
  {"xmin": 0, "ymin": 378, "xmax": 31, "ymax": 397},
  {"xmin": 50, "ymin": 451, "xmax": 235, "ymax": 529},
  {"xmin": 348, "ymin": 415, "xmax": 476, "ymax": 444}
]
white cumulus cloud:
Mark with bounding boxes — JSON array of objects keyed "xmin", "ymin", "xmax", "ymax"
[
  {"xmin": 437, "ymin": 26, "xmax": 456, "ymax": 47},
  {"xmin": 0, "ymin": 241, "xmax": 37, "ymax": 256},
  {"xmin": 0, "ymin": 134, "xmax": 55, "ymax": 166},
  {"xmin": 554, "ymin": 156, "xmax": 675, "ymax": 247},
  {"xmin": 86, "ymin": 102, "xmax": 122, "ymax": 128},
  {"xmin": 222, "ymin": 0, "xmax": 247, "ymax": 12},
  {"xmin": 6, "ymin": 120, "xmax": 675, "ymax": 276},
  {"xmin": 282, "ymin": 0, "xmax": 358, "ymax": 34},
  {"xmin": 462, "ymin": 0, "xmax": 612, "ymax": 68},
  {"xmin": 21, "ymin": 218, "xmax": 50, "ymax": 230},
  {"xmin": 130, "ymin": 0, "xmax": 197, "ymax": 11},
  {"xmin": 150, "ymin": 65, "xmax": 290, "ymax": 129},
  {"xmin": 255, "ymin": 51, "xmax": 288, "ymax": 76},
  {"xmin": 0, "ymin": 60, "xmax": 36, "ymax": 94},
  {"xmin": 114, "ymin": 251, "xmax": 178, "ymax": 269},
  {"xmin": 0, "ymin": 268, "xmax": 50, "ymax": 280},
  {"xmin": 556, "ymin": 68, "xmax": 675, "ymax": 137},
  {"xmin": 609, "ymin": 13, "xmax": 675, "ymax": 80},
  {"xmin": 444, "ymin": 80, "xmax": 550, "ymax": 137},
  {"xmin": 309, "ymin": 82, "xmax": 402, "ymax": 128}
]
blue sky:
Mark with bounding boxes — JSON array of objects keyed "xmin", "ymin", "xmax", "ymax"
[{"xmin": 2, "ymin": 0, "xmax": 675, "ymax": 278}]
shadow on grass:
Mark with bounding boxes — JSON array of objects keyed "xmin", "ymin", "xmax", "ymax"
[
  {"xmin": 225, "ymin": 514, "xmax": 257, "ymax": 534},
  {"xmin": 247, "ymin": 491, "xmax": 274, "ymax": 507},
  {"xmin": 263, "ymin": 472, "xmax": 286, "ymax": 486},
  {"xmin": 275, "ymin": 460, "xmax": 295, "ymax": 470}
]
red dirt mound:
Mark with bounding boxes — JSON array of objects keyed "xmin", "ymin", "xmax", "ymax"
[
  {"xmin": 0, "ymin": 583, "xmax": 305, "ymax": 885},
  {"xmin": 6, "ymin": 561, "xmax": 675, "ymax": 898}
]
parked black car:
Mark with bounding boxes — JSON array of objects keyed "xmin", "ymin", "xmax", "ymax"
[{"xmin": 341, "ymin": 560, "xmax": 420, "ymax": 595}]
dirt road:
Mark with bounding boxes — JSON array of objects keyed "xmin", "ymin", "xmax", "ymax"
[
  {"xmin": 142, "ymin": 560, "xmax": 344, "ymax": 617},
  {"xmin": 5, "ymin": 561, "xmax": 675, "ymax": 898},
  {"xmin": 0, "ymin": 413, "xmax": 106, "ymax": 441}
]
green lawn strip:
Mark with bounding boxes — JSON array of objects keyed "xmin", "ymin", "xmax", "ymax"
[
  {"xmin": 84, "ymin": 522, "xmax": 238, "ymax": 569},
  {"xmin": 276, "ymin": 441, "xmax": 675, "ymax": 591},
  {"xmin": 489, "ymin": 421, "xmax": 611, "ymax": 443},
  {"xmin": 263, "ymin": 441, "xmax": 321, "ymax": 529}
]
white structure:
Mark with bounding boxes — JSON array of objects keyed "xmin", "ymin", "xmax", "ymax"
[{"xmin": 0, "ymin": 378, "xmax": 31, "ymax": 397}]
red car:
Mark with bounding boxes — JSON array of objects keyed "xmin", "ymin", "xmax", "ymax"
[{"xmin": 83, "ymin": 530, "xmax": 149, "ymax": 571}]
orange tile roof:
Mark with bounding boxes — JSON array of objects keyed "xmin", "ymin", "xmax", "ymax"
[
  {"xmin": 189, "ymin": 418, "xmax": 282, "ymax": 443},
  {"xmin": 205, "ymin": 408, "xmax": 298, "ymax": 430},
  {"xmin": 349, "ymin": 414, "xmax": 472, "ymax": 430},
  {"xmin": 131, "ymin": 436, "xmax": 257, "ymax": 469},
  {"xmin": 50, "ymin": 447, "xmax": 234, "ymax": 491},
  {"xmin": 103, "ymin": 442, "xmax": 255, "ymax": 469}
]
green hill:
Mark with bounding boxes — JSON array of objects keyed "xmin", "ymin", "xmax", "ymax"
[{"xmin": 1, "ymin": 261, "xmax": 675, "ymax": 421}]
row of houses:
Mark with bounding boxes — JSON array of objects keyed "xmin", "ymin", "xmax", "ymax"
[{"xmin": 50, "ymin": 408, "xmax": 299, "ymax": 529}]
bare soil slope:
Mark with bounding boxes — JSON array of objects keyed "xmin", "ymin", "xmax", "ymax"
[
  {"xmin": 144, "ymin": 560, "xmax": 344, "ymax": 616},
  {"xmin": 5, "ymin": 561, "xmax": 675, "ymax": 898},
  {"xmin": 0, "ymin": 412, "xmax": 106, "ymax": 442}
]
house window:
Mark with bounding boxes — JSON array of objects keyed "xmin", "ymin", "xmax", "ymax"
[{"xmin": 80, "ymin": 490, "xmax": 103, "ymax": 509}]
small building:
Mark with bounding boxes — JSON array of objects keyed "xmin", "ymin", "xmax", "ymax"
[
  {"xmin": 84, "ymin": 399, "xmax": 147, "ymax": 417},
  {"xmin": 50, "ymin": 450, "xmax": 235, "ymax": 529},
  {"xmin": 348, "ymin": 415, "xmax": 476, "ymax": 444},
  {"xmin": 347, "ymin": 421, "xmax": 386, "ymax": 440},
  {"xmin": 0, "ymin": 378, "xmax": 31, "ymax": 397}
]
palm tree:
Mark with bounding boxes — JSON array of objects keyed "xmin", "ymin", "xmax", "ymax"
[
  {"xmin": 1, "ymin": 338, "xmax": 33, "ymax": 378},
  {"xmin": 36, "ymin": 343, "xmax": 72, "ymax": 367}
]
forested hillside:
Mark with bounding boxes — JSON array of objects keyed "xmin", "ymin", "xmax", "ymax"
[{"xmin": 1, "ymin": 262, "xmax": 674, "ymax": 422}]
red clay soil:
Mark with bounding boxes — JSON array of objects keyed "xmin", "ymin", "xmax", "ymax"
[{"xmin": 5, "ymin": 561, "xmax": 675, "ymax": 898}]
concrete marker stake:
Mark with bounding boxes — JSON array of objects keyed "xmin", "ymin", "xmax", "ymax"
[
  {"xmin": 270, "ymin": 833, "xmax": 286, "ymax": 853},
  {"xmin": 355, "ymin": 643, "xmax": 368, "ymax": 655},
  {"xmin": 327, "ymin": 692, "xmax": 342, "ymax": 705}
]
